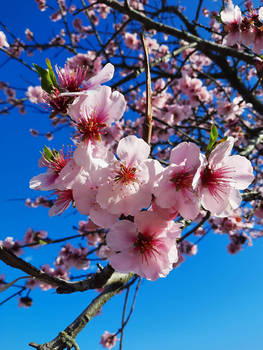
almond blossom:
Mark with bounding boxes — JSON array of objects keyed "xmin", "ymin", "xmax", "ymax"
[
  {"xmin": 0, "ymin": 31, "xmax": 9, "ymax": 48},
  {"xmin": 106, "ymin": 211, "xmax": 181, "ymax": 281},
  {"xmin": 26, "ymin": 86, "xmax": 45, "ymax": 104},
  {"xmin": 100, "ymin": 331, "xmax": 119, "ymax": 349},
  {"xmin": 30, "ymin": 147, "xmax": 78, "ymax": 191},
  {"xmin": 221, "ymin": 0, "xmax": 242, "ymax": 46},
  {"xmin": 153, "ymin": 142, "xmax": 201, "ymax": 220},
  {"xmin": 72, "ymin": 141, "xmax": 119, "ymax": 227},
  {"xmin": 96, "ymin": 135, "xmax": 161, "ymax": 216},
  {"xmin": 193, "ymin": 137, "xmax": 254, "ymax": 216},
  {"xmin": 49, "ymin": 189, "xmax": 74, "ymax": 216},
  {"xmin": 67, "ymin": 85, "xmax": 126, "ymax": 142}
]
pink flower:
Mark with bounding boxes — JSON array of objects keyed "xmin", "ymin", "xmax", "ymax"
[
  {"xmin": 67, "ymin": 52, "xmax": 102, "ymax": 75},
  {"xmin": 217, "ymin": 96, "xmax": 245, "ymax": 120},
  {"xmin": 193, "ymin": 137, "xmax": 254, "ymax": 216},
  {"xmin": 55, "ymin": 243, "xmax": 90, "ymax": 270},
  {"xmin": 239, "ymin": 17, "xmax": 255, "ymax": 47},
  {"xmin": 49, "ymin": 189, "xmax": 74, "ymax": 216},
  {"xmin": 100, "ymin": 331, "xmax": 119, "ymax": 349},
  {"xmin": 72, "ymin": 142, "xmax": 119, "ymax": 227},
  {"xmin": 252, "ymin": 28, "xmax": 263, "ymax": 54},
  {"xmin": 96, "ymin": 135, "xmax": 160, "ymax": 216},
  {"xmin": 0, "ymin": 31, "xmax": 9, "ymax": 48},
  {"xmin": 0, "ymin": 237, "xmax": 23, "ymax": 256},
  {"xmin": 55, "ymin": 64, "xmax": 88, "ymax": 92},
  {"xmin": 23, "ymin": 228, "xmax": 47, "ymax": 247},
  {"xmin": 153, "ymin": 142, "xmax": 201, "ymax": 220},
  {"xmin": 34, "ymin": 0, "xmax": 47, "ymax": 11},
  {"xmin": 25, "ymin": 29, "xmax": 34, "ymax": 41},
  {"xmin": 82, "ymin": 63, "xmax": 114, "ymax": 90},
  {"xmin": 67, "ymin": 85, "xmax": 126, "ymax": 142},
  {"xmin": 26, "ymin": 86, "xmax": 45, "ymax": 104},
  {"xmin": 124, "ymin": 32, "xmax": 140, "ymax": 50},
  {"xmin": 30, "ymin": 147, "xmax": 77, "ymax": 191},
  {"xmin": 221, "ymin": 0, "xmax": 242, "ymax": 46},
  {"xmin": 106, "ymin": 211, "xmax": 180, "ymax": 281}
]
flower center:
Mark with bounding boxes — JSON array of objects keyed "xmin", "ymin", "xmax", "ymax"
[
  {"xmin": 201, "ymin": 165, "xmax": 233, "ymax": 200},
  {"xmin": 42, "ymin": 148, "xmax": 71, "ymax": 174},
  {"xmin": 134, "ymin": 232, "xmax": 157, "ymax": 255},
  {"xmin": 43, "ymin": 88, "xmax": 72, "ymax": 114},
  {"xmin": 170, "ymin": 170, "xmax": 193, "ymax": 191},
  {"xmin": 114, "ymin": 164, "xmax": 137, "ymax": 184},
  {"xmin": 57, "ymin": 66, "xmax": 88, "ymax": 92},
  {"xmin": 77, "ymin": 115, "xmax": 107, "ymax": 142}
]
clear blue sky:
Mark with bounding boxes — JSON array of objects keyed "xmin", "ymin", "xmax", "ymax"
[{"xmin": 1, "ymin": 1, "xmax": 263, "ymax": 349}]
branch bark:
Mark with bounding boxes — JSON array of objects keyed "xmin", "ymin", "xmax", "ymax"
[
  {"xmin": 29, "ymin": 273, "xmax": 133, "ymax": 350},
  {"xmin": 95, "ymin": 0, "xmax": 256, "ymax": 65},
  {"xmin": 0, "ymin": 245, "xmax": 115, "ymax": 293}
]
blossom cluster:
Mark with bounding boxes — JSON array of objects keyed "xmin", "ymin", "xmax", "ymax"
[
  {"xmin": 29, "ymin": 63, "xmax": 254, "ymax": 282},
  {"xmin": 220, "ymin": 0, "xmax": 263, "ymax": 53}
]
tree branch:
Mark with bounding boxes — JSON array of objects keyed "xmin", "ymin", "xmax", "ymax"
[
  {"xmin": 0, "ymin": 245, "xmax": 115, "ymax": 293},
  {"xmin": 29, "ymin": 272, "xmax": 133, "ymax": 350},
  {"xmin": 95, "ymin": 0, "xmax": 256, "ymax": 65}
]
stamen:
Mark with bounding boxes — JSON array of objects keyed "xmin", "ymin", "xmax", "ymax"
[
  {"xmin": 114, "ymin": 164, "xmax": 137, "ymax": 184},
  {"xmin": 201, "ymin": 165, "xmax": 233, "ymax": 201},
  {"xmin": 170, "ymin": 170, "xmax": 193, "ymax": 191}
]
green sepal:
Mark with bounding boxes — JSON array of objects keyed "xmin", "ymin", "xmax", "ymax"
[
  {"xmin": 215, "ymin": 15, "xmax": 222, "ymax": 24},
  {"xmin": 205, "ymin": 125, "xmax": 218, "ymax": 157},
  {"xmin": 42, "ymin": 145, "xmax": 53, "ymax": 161},
  {"xmin": 42, "ymin": 145, "xmax": 59, "ymax": 163}
]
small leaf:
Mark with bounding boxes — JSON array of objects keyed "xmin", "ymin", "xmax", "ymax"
[
  {"xmin": 206, "ymin": 125, "xmax": 218, "ymax": 156},
  {"xmin": 38, "ymin": 240, "xmax": 47, "ymax": 245},
  {"xmin": 46, "ymin": 58, "xmax": 58, "ymax": 89},
  {"xmin": 0, "ymin": 276, "xmax": 29, "ymax": 293},
  {"xmin": 215, "ymin": 14, "xmax": 222, "ymax": 24},
  {"xmin": 211, "ymin": 124, "xmax": 218, "ymax": 140},
  {"xmin": 33, "ymin": 62, "xmax": 56, "ymax": 94}
]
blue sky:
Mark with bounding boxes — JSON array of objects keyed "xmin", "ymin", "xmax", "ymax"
[{"xmin": 1, "ymin": 1, "xmax": 263, "ymax": 349}]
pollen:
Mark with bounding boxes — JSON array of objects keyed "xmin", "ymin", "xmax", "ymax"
[
  {"xmin": 76, "ymin": 114, "xmax": 107, "ymax": 142},
  {"xmin": 134, "ymin": 232, "xmax": 157, "ymax": 255},
  {"xmin": 114, "ymin": 163, "xmax": 137, "ymax": 184}
]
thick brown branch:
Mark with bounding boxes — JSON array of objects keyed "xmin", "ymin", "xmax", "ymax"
[
  {"xmin": 29, "ymin": 273, "xmax": 133, "ymax": 350},
  {"xmin": 0, "ymin": 246, "xmax": 115, "ymax": 293},
  {"xmin": 95, "ymin": 0, "xmax": 256, "ymax": 65},
  {"xmin": 95, "ymin": 0, "xmax": 263, "ymax": 116},
  {"xmin": 0, "ymin": 246, "xmax": 66, "ymax": 288}
]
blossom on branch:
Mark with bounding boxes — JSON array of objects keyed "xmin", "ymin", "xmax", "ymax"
[
  {"xmin": 106, "ymin": 211, "xmax": 181, "ymax": 281},
  {"xmin": 193, "ymin": 137, "xmax": 254, "ymax": 216},
  {"xmin": 100, "ymin": 331, "xmax": 119, "ymax": 349},
  {"xmin": 0, "ymin": 31, "xmax": 9, "ymax": 48},
  {"xmin": 96, "ymin": 135, "xmax": 161, "ymax": 216},
  {"xmin": 153, "ymin": 142, "xmax": 201, "ymax": 220},
  {"xmin": 67, "ymin": 85, "xmax": 126, "ymax": 143}
]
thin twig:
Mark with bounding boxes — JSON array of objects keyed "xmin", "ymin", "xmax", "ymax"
[
  {"xmin": 178, "ymin": 211, "xmax": 211, "ymax": 243},
  {"xmin": 29, "ymin": 273, "xmax": 133, "ymax": 350},
  {"xmin": 141, "ymin": 33, "xmax": 152, "ymax": 144},
  {"xmin": 119, "ymin": 286, "xmax": 130, "ymax": 350}
]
